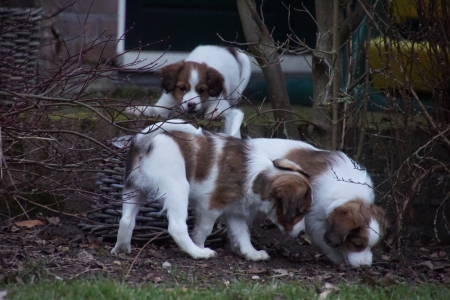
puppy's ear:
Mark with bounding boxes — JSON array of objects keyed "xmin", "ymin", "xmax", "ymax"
[
  {"xmin": 370, "ymin": 204, "xmax": 389, "ymax": 235},
  {"xmin": 206, "ymin": 67, "xmax": 224, "ymax": 97},
  {"xmin": 324, "ymin": 202, "xmax": 369, "ymax": 248},
  {"xmin": 324, "ymin": 213, "xmax": 350, "ymax": 248},
  {"xmin": 160, "ymin": 61, "xmax": 185, "ymax": 93},
  {"xmin": 273, "ymin": 176, "xmax": 312, "ymax": 223},
  {"xmin": 273, "ymin": 159, "xmax": 310, "ymax": 178}
]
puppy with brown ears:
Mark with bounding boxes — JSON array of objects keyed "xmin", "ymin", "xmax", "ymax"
[
  {"xmin": 124, "ymin": 45, "xmax": 251, "ymax": 121},
  {"xmin": 251, "ymin": 138, "xmax": 389, "ymax": 267},
  {"xmin": 112, "ymin": 121, "xmax": 311, "ymax": 260}
]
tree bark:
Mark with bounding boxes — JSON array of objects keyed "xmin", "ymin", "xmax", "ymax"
[{"xmin": 237, "ymin": 0, "xmax": 300, "ymax": 140}]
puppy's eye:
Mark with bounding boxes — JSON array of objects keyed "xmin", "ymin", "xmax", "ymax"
[
  {"xmin": 198, "ymin": 88, "xmax": 205, "ymax": 94},
  {"xmin": 177, "ymin": 86, "xmax": 187, "ymax": 92},
  {"xmin": 350, "ymin": 240, "xmax": 364, "ymax": 249}
]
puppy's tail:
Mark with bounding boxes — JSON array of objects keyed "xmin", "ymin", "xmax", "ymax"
[
  {"xmin": 223, "ymin": 108, "xmax": 244, "ymax": 138},
  {"xmin": 235, "ymin": 50, "xmax": 252, "ymax": 97},
  {"xmin": 134, "ymin": 119, "xmax": 202, "ymax": 150}
]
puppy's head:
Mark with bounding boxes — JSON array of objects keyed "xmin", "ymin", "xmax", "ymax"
[
  {"xmin": 324, "ymin": 199, "xmax": 389, "ymax": 267},
  {"xmin": 159, "ymin": 61, "xmax": 224, "ymax": 113},
  {"xmin": 254, "ymin": 159, "xmax": 312, "ymax": 237}
]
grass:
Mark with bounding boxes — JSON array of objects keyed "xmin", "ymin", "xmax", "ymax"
[{"xmin": 2, "ymin": 279, "xmax": 449, "ymax": 300}]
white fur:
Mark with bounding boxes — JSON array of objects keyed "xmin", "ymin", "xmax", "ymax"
[
  {"xmin": 112, "ymin": 122, "xmax": 307, "ymax": 261},
  {"xmin": 124, "ymin": 45, "xmax": 251, "ymax": 130},
  {"xmin": 251, "ymin": 138, "xmax": 379, "ymax": 267}
]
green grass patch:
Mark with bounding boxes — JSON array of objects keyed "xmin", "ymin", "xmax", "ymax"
[{"xmin": 2, "ymin": 279, "xmax": 449, "ymax": 300}]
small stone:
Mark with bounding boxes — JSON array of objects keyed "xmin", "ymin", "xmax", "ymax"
[
  {"xmin": 162, "ymin": 261, "xmax": 171, "ymax": 269},
  {"xmin": 251, "ymin": 275, "xmax": 260, "ymax": 280}
]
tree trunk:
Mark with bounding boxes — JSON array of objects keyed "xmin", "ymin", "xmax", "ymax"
[
  {"xmin": 312, "ymin": 0, "xmax": 370, "ymax": 149},
  {"xmin": 237, "ymin": 0, "xmax": 300, "ymax": 140}
]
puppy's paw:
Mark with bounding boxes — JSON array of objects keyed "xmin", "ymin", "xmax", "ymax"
[
  {"xmin": 123, "ymin": 106, "xmax": 151, "ymax": 117},
  {"xmin": 244, "ymin": 250, "xmax": 270, "ymax": 261},
  {"xmin": 190, "ymin": 247, "xmax": 217, "ymax": 260},
  {"xmin": 111, "ymin": 243, "xmax": 131, "ymax": 255}
]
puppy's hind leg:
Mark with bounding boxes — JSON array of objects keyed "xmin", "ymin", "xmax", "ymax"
[
  {"xmin": 191, "ymin": 208, "xmax": 222, "ymax": 249},
  {"xmin": 165, "ymin": 180, "xmax": 217, "ymax": 259},
  {"xmin": 226, "ymin": 215, "xmax": 270, "ymax": 261},
  {"xmin": 111, "ymin": 188, "xmax": 145, "ymax": 254}
]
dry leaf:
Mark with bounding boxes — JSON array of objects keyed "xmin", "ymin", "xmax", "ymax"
[
  {"xmin": 113, "ymin": 261, "xmax": 122, "ymax": 266},
  {"xmin": 379, "ymin": 274, "xmax": 398, "ymax": 287},
  {"xmin": 381, "ymin": 254, "xmax": 390, "ymax": 261},
  {"xmin": 439, "ymin": 250, "xmax": 447, "ymax": 258},
  {"xmin": 149, "ymin": 249, "xmax": 166, "ymax": 259},
  {"xmin": 359, "ymin": 276, "xmax": 378, "ymax": 287},
  {"xmin": 430, "ymin": 252, "xmax": 439, "ymax": 259},
  {"xmin": 46, "ymin": 216, "xmax": 60, "ymax": 225},
  {"xmin": 196, "ymin": 263, "xmax": 208, "ymax": 268},
  {"xmin": 153, "ymin": 276, "xmax": 162, "ymax": 283},
  {"xmin": 77, "ymin": 250, "xmax": 94, "ymax": 263},
  {"xmin": 419, "ymin": 260, "xmax": 434, "ymax": 270},
  {"xmin": 318, "ymin": 283, "xmax": 340, "ymax": 300},
  {"xmin": 272, "ymin": 269, "xmax": 289, "ymax": 276},
  {"xmin": 15, "ymin": 220, "xmax": 45, "ymax": 228},
  {"xmin": 419, "ymin": 247, "xmax": 429, "ymax": 252},
  {"xmin": 299, "ymin": 233, "xmax": 311, "ymax": 244},
  {"xmin": 247, "ymin": 267, "xmax": 265, "ymax": 274},
  {"xmin": 0, "ymin": 290, "xmax": 7, "ymax": 300},
  {"xmin": 182, "ymin": 287, "xmax": 188, "ymax": 292},
  {"xmin": 251, "ymin": 275, "xmax": 260, "ymax": 280}
]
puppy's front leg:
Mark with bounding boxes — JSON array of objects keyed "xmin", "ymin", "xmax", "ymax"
[
  {"xmin": 225, "ymin": 216, "xmax": 270, "ymax": 261},
  {"xmin": 123, "ymin": 93, "xmax": 176, "ymax": 118}
]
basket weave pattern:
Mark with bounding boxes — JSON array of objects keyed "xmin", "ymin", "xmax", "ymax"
[{"xmin": 78, "ymin": 145, "xmax": 227, "ymax": 244}]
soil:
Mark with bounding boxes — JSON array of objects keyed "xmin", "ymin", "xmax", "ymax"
[{"xmin": 1, "ymin": 217, "xmax": 449, "ymax": 288}]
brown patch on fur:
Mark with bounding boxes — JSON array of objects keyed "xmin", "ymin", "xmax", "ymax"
[
  {"xmin": 209, "ymin": 136, "xmax": 248, "ymax": 210},
  {"xmin": 324, "ymin": 199, "xmax": 374, "ymax": 252},
  {"xmin": 123, "ymin": 139, "xmax": 139, "ymax": 189},
  {"xmin": 370, "ymin": 204, "xmax": 389, "ymax": 238},
  {"xmin": 163, "ymin": 131, "xmax": 215, "ymax": 183},
  {"xmin": 252, "ymin": 171, "xmax": 312, "ymax": 233},
  {"xmin": 284, "ymin": 148, "xmax": 337, "ymax": 177},
  {"xmin": 160, "ymin": 61, "xmax": 225, "ymax": 104},
  {"xmin": 194, "ymin": 131, "xmax": 215, "ymax": 181}
]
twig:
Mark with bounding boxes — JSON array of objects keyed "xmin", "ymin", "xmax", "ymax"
[{"xmin": 126, "ymin": 230, "xmax": 167, "ymax": 277}]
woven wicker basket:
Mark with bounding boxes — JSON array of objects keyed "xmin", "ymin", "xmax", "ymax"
[
  {"xmin": 78, "ymin": 140, "xmax": 227, "ymax": 244},
  {"xmin": 0, "ymin": 8, "xmax": 41, "ymax": 95}
]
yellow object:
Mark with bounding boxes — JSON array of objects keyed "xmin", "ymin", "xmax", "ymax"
[
  {"xmin": 368, "ymin": 37, "xmax": 441, "ymax": 92},
  {"xmin": 368, "ymin": 0, "xmax": 445, "ymax": 92}
]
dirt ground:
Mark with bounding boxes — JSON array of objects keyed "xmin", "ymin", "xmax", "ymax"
[{"xmin": 1, "ymin": 217, "xmax": 449, "ymax": 288}]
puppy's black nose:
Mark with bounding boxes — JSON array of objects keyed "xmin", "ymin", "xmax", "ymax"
[{"xmin": 187, "ymin": 102, "xmax": 196, "ymax": 110}]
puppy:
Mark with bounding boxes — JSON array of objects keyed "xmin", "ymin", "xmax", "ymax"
[
  {"xmin": 111, "ymin": 121, "xmax": 311, "ymax": 260},
  {"xmin": 125, "ymin": 45, "xmax": 251, "ymax": 120},
  {"xmin": 251, "ymin": 139, "xmax": 389, "ymax": 267}
]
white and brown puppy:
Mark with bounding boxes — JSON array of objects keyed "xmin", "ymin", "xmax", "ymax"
[
  {"xmin": 111, "ymin": 121, "xmax": 311, "ymax": 260},
  {"xmin": 251, "ymin": 139, "xmax": 389, "ymax": 267},
  {"xmin": 125, "ymin": 45, "xmax": 251, "ymax": 120}
]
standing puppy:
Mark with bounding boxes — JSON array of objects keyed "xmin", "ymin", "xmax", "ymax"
[
  {"xmin": 125, "ymin": 45, "xmax": 251, "ymax": 120},
  {"xmin": 251, "ymin": 139, "xmax": 389, "ymax": 267},
  {"xmin": 111, "ymin": 121, "xmax": 311, "ymax": 260}
]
